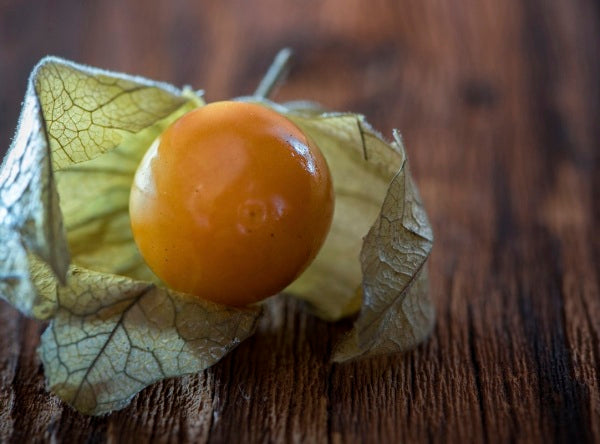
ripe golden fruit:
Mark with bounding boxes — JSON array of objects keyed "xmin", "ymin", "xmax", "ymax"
[{"xmin": 129, "ymin": 101, "xmax": 334, "ymax": 306}]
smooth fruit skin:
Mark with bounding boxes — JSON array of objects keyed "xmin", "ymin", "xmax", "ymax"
[{"xmin": 129, "ymin": 101, "xmax": 334, "ymax": 306}]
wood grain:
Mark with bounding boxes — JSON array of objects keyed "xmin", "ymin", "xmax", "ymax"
[{"xmin": 1, "ymin": 0, "xmax": 599, "ymax": 442}]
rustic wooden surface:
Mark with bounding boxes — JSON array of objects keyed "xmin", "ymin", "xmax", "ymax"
[{"xmin": 1, "ymin": 0, "xmax": 599, "ymax": 442}]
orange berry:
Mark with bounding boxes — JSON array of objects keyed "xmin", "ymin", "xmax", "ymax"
[{"xmin": 129, "ymin": 101, "xmax": 334, "ymax": 306}]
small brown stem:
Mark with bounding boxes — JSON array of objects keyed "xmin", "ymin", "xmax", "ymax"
[{"xmin": 254, "ymin": 48, "xmax": 293, "ymax": 99}]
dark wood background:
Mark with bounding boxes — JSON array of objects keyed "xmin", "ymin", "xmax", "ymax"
[{"xmin": 1, "ymin": 0, "xmax": 599, "ymax": 442}]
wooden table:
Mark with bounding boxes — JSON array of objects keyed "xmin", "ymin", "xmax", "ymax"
[{"xmin": 1, "ymin": 0, "xmax": 598, "ymax": 442}]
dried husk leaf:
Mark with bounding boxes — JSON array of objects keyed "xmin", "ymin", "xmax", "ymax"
[
  {"xmin": 0, "ymin": 76, "xmax": 68, "ymax": 318},
  {"xmin": 38, "ymin": 266, "xmax": 259, "ymax": 415},
  {"xmin": 271, "ymin": 103, "xmax": 435, "ymax": 361},
  {"xmin": 332, "ymin": 147, "xmax": 434, "ymax": 361},
  {"xmin": 0, "ymin": 57, "xmax": 260, "ymax": 415},
  {"xmin": 0, "ymin": 56, "xmax": 195, "ymax": 318},
  {"xmin": 0, "ymin": 226, "xmax": 37, "ymax": 315},
  {"xmin": 284, "ymin": 110, "xmax": 404, "ymax": 321}
]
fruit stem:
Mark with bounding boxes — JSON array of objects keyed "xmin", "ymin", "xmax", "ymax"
[{"xmin": 254, "ymin": 48, "xmax": 293, "ymax": 99}]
